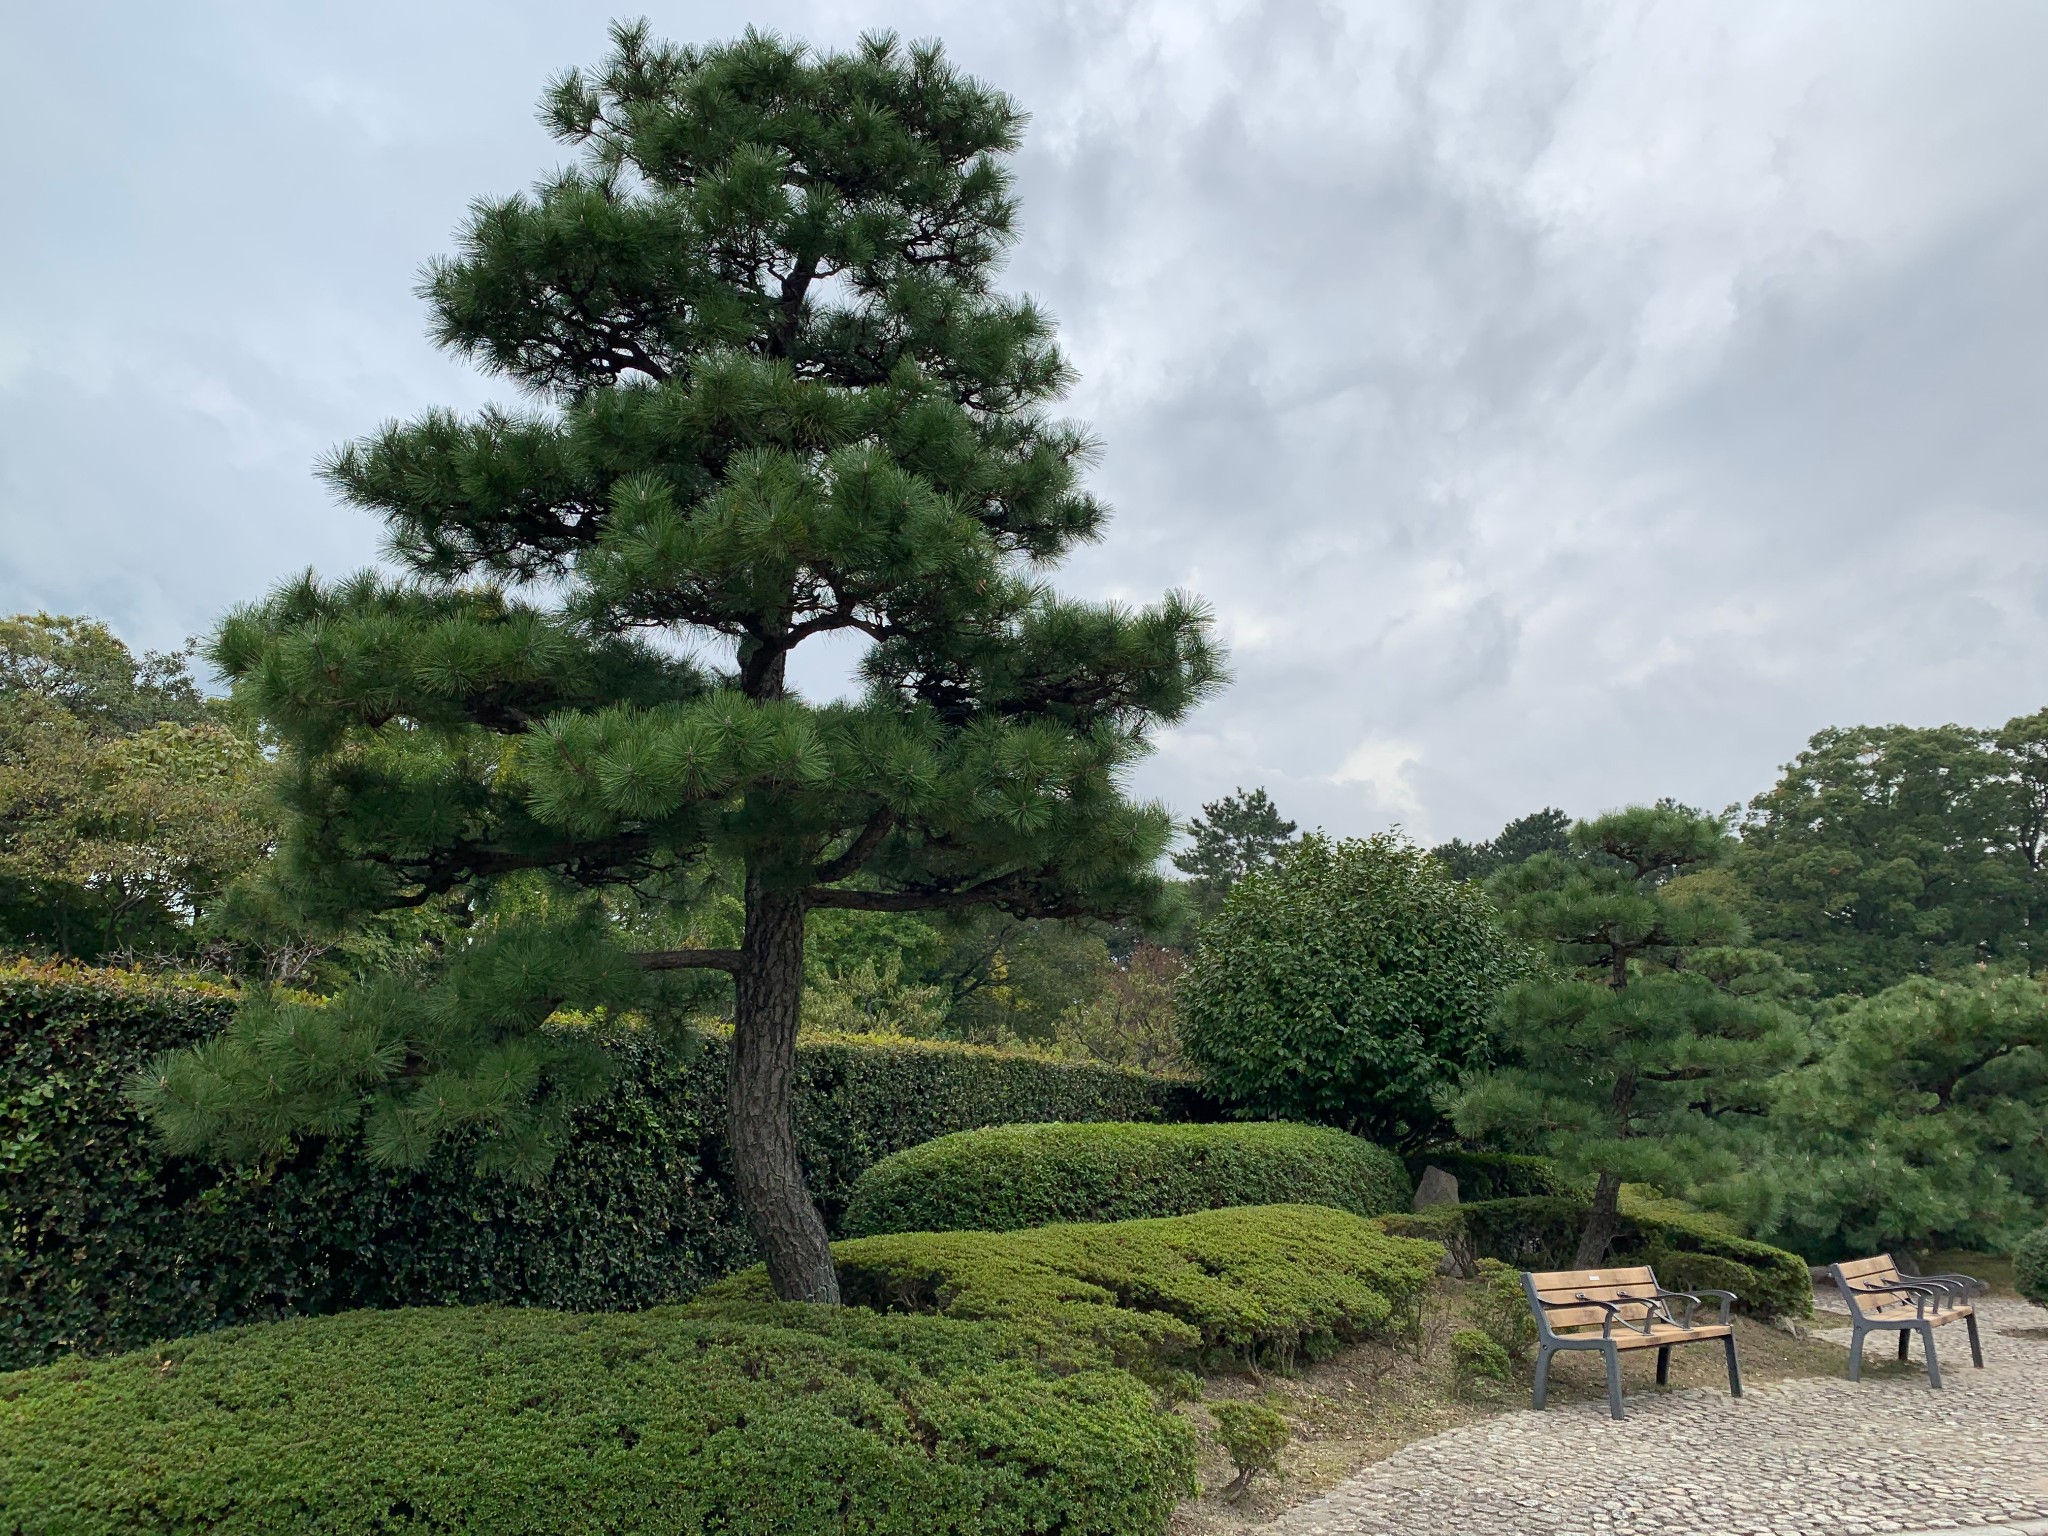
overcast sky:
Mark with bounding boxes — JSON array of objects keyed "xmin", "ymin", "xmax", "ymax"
[{"xmin": 6, "ymin": 1, "xmax": 2047, "ymax": 845}]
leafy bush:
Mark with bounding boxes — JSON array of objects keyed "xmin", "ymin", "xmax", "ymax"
[
  {"xmin": 1210, "ymin": 1399, "xmax": 1289, "ymax": 1499},
  {"xmin": 1379, "ymin": 1197, "xmax": 1812, "ymax": 1319},
  {"xmin": 0, "ymin": 1303, "xmax": 1195, "ymax": 1536},
  {"xmin": 841, "ymin": 1121, "xmax": 1410, "ymax": 1237},
  {"xmin": 1, "ymin": 964, "xmax": 1195, "ymax": 1368},
  {"xmin": 1402, "ymin": 1150, "xmax": 1589, "ymax": 1203},
  {"xmin": 1469, "ymin": 1258, "xmax": 1537, "ymax": 1362},
  {"xmin": 2015, "ymin": 1226, "xmax": 2048, "ymax": 1308},
  {"xmin": 1177, "ymin": 833, "xmax": 1530, "ymax": 1149},
  {"xmin": 701, "ymin": 1205, "xmax": 1443, "ymax": 1375},
  {"xmin": 1450, "ymin": 1327, "xmax": 1513, "ymax": 1396}
]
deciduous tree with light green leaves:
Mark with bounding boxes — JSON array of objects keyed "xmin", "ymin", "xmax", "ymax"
[
  {"xmin": 131, "ymin": 25, "xmax": 1220, "ymax": 1304},
  {"xmin": 1453, "ymin": 806, "xmax": 1806, "ymax": 1265}
]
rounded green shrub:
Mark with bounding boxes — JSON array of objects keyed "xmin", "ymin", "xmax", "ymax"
[
  {"xmin": 1450, "ymin": 1327, "xmax": 1513, "ymax": 1395},
  {"xmin": 1177, "ymin": 833, "xmax": 1530, "ymax": 1149},
  {"xmin": 2015, "ymin": 1225, "xmax": 2048, "ymax": 1307},
  {"xmin": 1210, "ymin": 1399, "xmax": 1289, "ymax": 1498},
  {"xmin": 0, "ymin": 1304, "xmax": 1195, "ymax": 1535},
  {"xmin": 841, "ymin": 1120, "xmax": 1410, "ymax": 1238},
  {"xmin": 702, "ymin": 1204, "xmax": 1446, "ymax": 1375}
]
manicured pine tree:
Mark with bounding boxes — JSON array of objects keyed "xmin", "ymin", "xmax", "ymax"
[
  {"xmin": 1451, "ymin": 805, "xmax": 1804, "ymax": 1265},
  {"xmin": 133, "ymin": 25, "xmax": 1220, "ymax": 1303}
]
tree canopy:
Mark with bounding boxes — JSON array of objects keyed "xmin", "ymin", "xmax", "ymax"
[
  {"xmin": 1453, "ymin": 806, "xmax": 1805, "ymax": 1263},
  {"xmin": 1739, "ymin": 712, "xmax": 2048, "ymax": 995},
  {"xmin": 1171, "ymin": 786, "xmax": 1297, "ymax": 920},
  {"xmin": 133, "ymin": 24, "xmax": 1220, "ymax": 1304},
  {"xmin": 1431, "ymin": 807, "xmax": 1571, "ymax": 884},
  {"xmin": 1177, "ymin": 831, "xmax": 1527, "ymax": 1149}
]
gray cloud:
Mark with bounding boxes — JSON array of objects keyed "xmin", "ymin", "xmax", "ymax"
[{"xmin": 6, "ymin": 0, "xmax": 2047, "ymax": 845}]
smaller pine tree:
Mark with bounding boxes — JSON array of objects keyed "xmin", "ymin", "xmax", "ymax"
[
  {"xmin": 1452, "ymin": 805, "xmax": 1805, "ymax": 1265},
  {"xmin": 1171, "ymin": 788, "xmax": 1297, "ymax": 919}
]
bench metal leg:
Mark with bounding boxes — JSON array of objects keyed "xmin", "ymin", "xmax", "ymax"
[
  {"xmin": 1603, "ymin": 1344, "xmax": 1624, "ymax": 1420},
  {"xmin": 1920, "ymin": 1324, "xmax": 1943, "ymax": 1389},
  {"xmin": 1898, "ymin": 1328, "xmax": 1911, "ymax": 1360},
  {"xmin": 1848, "ymin": 1326, "xmax": 1866, "ymax": 1381},
  {"xmin": 1965, "ymin": 1312, "xmax": 1984, "ymax": 1368},
  {"xmin": 1532, "ymin": 1346, "xmax": 1554, "ymax": 1410},
  {"xmin": 1656, "ymin": 1346, "xmax": 1671, "ymax": 1385},
  {"xmin": 1723, "ymin": 1332, "xmax": 1743, "ymax": 1398}
]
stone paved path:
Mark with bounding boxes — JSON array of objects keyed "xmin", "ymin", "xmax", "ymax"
[{"xmin": 1274, "ymin": 1295, "xmax": 2048, "ymax": 1536}]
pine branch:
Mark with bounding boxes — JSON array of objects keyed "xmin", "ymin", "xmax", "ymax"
[
  {"xmin": 633, "ymin": 947, "xmax": 743, "ymax": 972},
  {"xmin": 814, "ymin": 807, "xmax": 895, "ymax": 883}
]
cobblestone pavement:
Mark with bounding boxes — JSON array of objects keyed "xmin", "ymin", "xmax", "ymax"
[{"xmin": 1273, "ymin": 1294, "xmax": 2048, "ymax": 1536}]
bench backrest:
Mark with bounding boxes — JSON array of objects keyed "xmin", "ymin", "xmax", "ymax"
[
  {"xmin": 1829, "ymin": 1254, "xmax": 1904, "ymax": 1319},
  {"xmin": 1523, "ymin": 1265, "xmax": 1662, "ymax": 1336}
]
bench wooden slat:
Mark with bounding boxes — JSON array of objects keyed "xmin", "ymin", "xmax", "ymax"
[
  {"xmin": 1528, "ymin": 1266, "xmax": 1654, "ymax": 1291},
  {"xmin": 1833, "ymin": 1254, "xmax": 1897, "ymax": 1279}
]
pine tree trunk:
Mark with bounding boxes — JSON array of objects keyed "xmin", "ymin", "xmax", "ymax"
[
  {"xmin": 1574, "ymin": 1169, "xmax": 1624, "ymax": 1267},
  {"xmin": 729, "ymin": 869, "xmax": 840, "ymax": 1303}
]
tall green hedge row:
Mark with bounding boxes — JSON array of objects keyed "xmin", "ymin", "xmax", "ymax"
[
  {"xmin": 1, "ymin": 965, "xmax": 1196, "ymax": 1370},
  {"xmin": 841, "ymin": 1121, "xmax": 1410, "ymax": 1238},
  {"xmin": 0, "ymin": 1303, "xmax": 1196, "ymax": 1536}
]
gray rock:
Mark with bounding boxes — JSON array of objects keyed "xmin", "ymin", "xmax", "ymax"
[{"xmin": 1413, "ymin": 1165, "xmax": 1460, "ymax": 1210}]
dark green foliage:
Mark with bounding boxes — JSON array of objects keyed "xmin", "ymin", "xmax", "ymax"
[
  {"xmin": 700, "ymin": 1205, "xmax": 1443, "ymax": 1374},
  {"xmin": 1379, "ymin": 1197, "xmax": 1813, "ymax": 1319},
  {"xmin": 1172, "ymin": 787, "xmax": 1298, "ymax": 921},
  {"xmin": 840, "ymin": 1121, "xmax": 1409, "ymax": 1237},
  {"xmin": 1454, "ymin": 806, "xmax": 1807, "ymax": 1263},
  {"xmin": 1450, "ymin": 1327, "xmax": 1512, "ymax": 1395},
  {"xmin": 1178, "ymin": 833, "xmax": 1530, "ymax": 1149},
  {"xmin": 2014, "ymin": 1225, "xmax": 2048, "ymax": 1307},
  {"xmin": 0, "ymin": 1304, "xmax": 1195, "ymax": 1536},
  {"xmin": 1431, "ymin": 808, "xmax": 1571, "ymax": 884},
  {"xmin": 176, "ymin": 22, "xmax": 1220, "ymax": 1301},
  {"xmin": 1739, "ymin": 712, "xmax": 2048, "ymax": 996},
  {"xmin": 1, "ymin": 965, "xmax": 1189, "ymax": 1369},
  {"xmin": 1401, "ymin": 1151, "xmax": 1589, "ymax": 1203},
  {"xmin": 1468, "ymin": 1258, "xmax": 1537, "ymax": 1361},
  {"xmin": 1209, "ymin": 1399, "xmax": 1289, "ymax": 1496},
  {"xmin": 1745, "ymin": 973, "xmax": 2048, "ymax": 1257}
]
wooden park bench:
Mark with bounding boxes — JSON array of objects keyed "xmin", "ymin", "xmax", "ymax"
[
  {"xmin": 1522, "ymin": 1264, "xmax": 1742, "ymax": 1420},
  {"xmin": 1825, "ymin": 1254, "xmax": 1985, "ymax": 1387}
]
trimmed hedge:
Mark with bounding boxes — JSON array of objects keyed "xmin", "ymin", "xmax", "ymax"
[
  {"xmin": 0, "ymin": 1303, "xmax": 1195, "ymax": 1535},
  {"xmin": 2016, "ymin": 1225, "xmax": 2048, "ymax": 1307},
  {"xmin": 841, "ymin": 1121, "xmax": 1411, "ymax": 1238},
  {"xmin": 1, "ymin": 964, "xmax": 1196, "ymax": 1369},
  {"xmin": 1401, "ymin": 1150, "xmax": 1589, "ymax": 1203},
  {"xmin": 1380, "ymin": 1196, "xmax": 1813, "ymax": 1318},
  {"xmin": 701, "ymin": 1204, "xmax": 1443, "ymax": 1374}
]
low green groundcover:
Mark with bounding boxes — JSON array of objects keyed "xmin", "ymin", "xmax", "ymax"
[
  {"xmin": 840, "ymin": 1121, "xmax": 1410, "ymax": 1238},
  {"xmin": 2015, "ymin": 1225, "xmax": 2048, "ymax": 1307},
  {"xmin": 703, "ymin": 1203, "xmax": 1442, "ymax": 1374},
  {"xmin": 0, "ymin": 1304, "xmax": 1194, "ymax": 1536}
]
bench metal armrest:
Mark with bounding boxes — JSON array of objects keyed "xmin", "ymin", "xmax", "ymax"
[
  {"xmin": 1561, "ymin": 1294, "xmax": 1657, "ymax": 1339},
  {"xmin": 1663, "ymin": 1287, "xmax": 1735, "ymax": 1325},
  {"xmin": 1848, "ymin": 1281, "xmax": 1937, "ymax": 1319},
  {"xmin": 1536, "ymin": 1295, "xmax": 1631, "ymax": 1339},
  {"xmin": 1912, "ymin": 1272, "xmax": 1985, "ymax": 1298}
]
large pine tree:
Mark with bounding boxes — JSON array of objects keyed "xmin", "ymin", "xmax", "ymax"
[{"xmin": 137, "ymin": 25, "xmax": 1220, "ymax": 1303}]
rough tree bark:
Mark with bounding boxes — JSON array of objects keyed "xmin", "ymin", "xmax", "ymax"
[
  {"xmin": 1574, "ymin": 1169, "xmax": 1625, "ymax": 1267},
  {"xmin": 728, "ymin": 866, "xmax": 840, "ymax": 1303}
]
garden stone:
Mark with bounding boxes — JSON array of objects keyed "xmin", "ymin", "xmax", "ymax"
[{"xmin": 1413, "ymin": 1166, "xmax": 1460, "ymax": 1210}]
